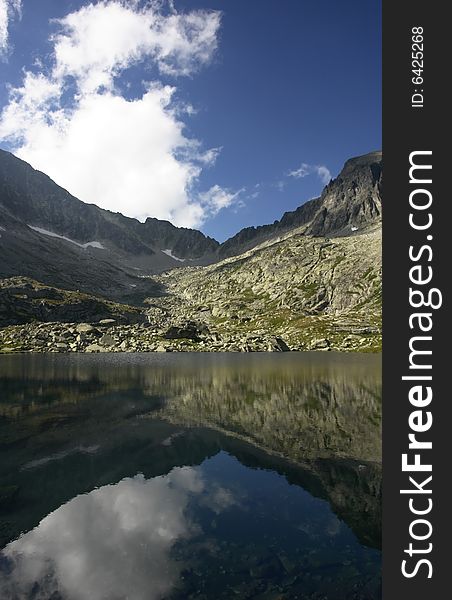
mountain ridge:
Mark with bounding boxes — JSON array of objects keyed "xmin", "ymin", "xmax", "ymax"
[
  {"xmin": 0, "ymin": 148, "xmax": 381, "ymax": 270},
  {"xmin": 0, "ymin": 148, "xmax": 382, "ymax": 353},
  {"xmin": 0, "ymin": 149, "xmax": 219, "ymax": 259}
]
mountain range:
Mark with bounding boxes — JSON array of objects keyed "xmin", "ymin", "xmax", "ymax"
[{"xmin": 0, "ymin": 148, "xmax": 382, "ymax": 352}]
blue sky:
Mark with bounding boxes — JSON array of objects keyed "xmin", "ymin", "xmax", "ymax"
[{"xmin": 0, "ymin": 0, "xmax": 381, "ymax": 241}]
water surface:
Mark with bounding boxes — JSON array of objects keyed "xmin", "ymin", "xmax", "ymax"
[{"xmin": 0, "ymin": 353, "xmax": 381, "ymax": 599}]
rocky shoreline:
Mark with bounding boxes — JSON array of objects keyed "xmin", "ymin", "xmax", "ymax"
[{"xmin": 0, "ymin": 317, "xmax": 380, "ymax": 353}]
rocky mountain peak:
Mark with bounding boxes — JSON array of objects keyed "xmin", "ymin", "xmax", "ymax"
[
  {"xmin": 217, "ymin": 150, "xmax": 382, "ymax": 259},
  {"xmin": 306, "ymin": 150, "xmax": 382, "ymax": 237}
]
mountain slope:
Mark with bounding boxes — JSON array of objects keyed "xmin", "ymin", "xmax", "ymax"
[
  {"xmin": 0, "ymin": 220, "xmax": 381, "ymax": 353},
  {"xmin": 0, "ymin": 149, "xmax": 220, "ymax": 301},
  {"xmin": 0, "ymin": 211, "xmax": 162, "ymax": 304},
  {"xmin": 0, "ymin": 149, "xmax": 218, "ymax": 269},
  {"xmin": 146, "ymin": 222, "xmax": 381, "ymax": 351}
]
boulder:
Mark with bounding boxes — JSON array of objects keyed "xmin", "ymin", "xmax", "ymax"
[
  {"xmin": 84, "ymin": 343, "xmax": 106, "ymax": 353},
  {"xmin": 76, "ymin": 323, "xmax": 96, "ymax": 334},
  {"xmin": 164, "ymin": 321, "xmax": 208, "ymax": 341},
  {"xmin": 99, "ymin": 334, "xmax": 116, "ymax": 347}
]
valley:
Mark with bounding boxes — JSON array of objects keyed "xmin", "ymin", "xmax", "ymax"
[{"xmin": 0, "ymin": 149, "xmax": 382, "ymax": 353}]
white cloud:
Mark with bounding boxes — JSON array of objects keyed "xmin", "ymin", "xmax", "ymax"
[
  {"xmin": 288, "ymin": 162, "xmax": 331, "ymax": 185},
  {"xmin": 199, "ymin": 184, "xmax": 243, "ymax": 217},
  {"xmin": 0, "ymin": 0, "xmax": 237, "ymax": 228},
  {"xmin": 201, "ymin": 485, "xmax": 238, "ymax": 514},
  {"xmin": 315, "ymin": 165, "xmax": 332, "ymax": 184},
  {"xmin": 51, "ymin": 1, "xmax": 222, "ymax": 95},
  {"xmin": 0, "ymin": 468, "xmax": 202, "ymax": 600},
  {"xmin": 288, "ymin": 163, "xmax": 310, "ymax": 179},
  {"xmin": 0, "ymin": 0, "xmax": 21, "ymax": 56}
]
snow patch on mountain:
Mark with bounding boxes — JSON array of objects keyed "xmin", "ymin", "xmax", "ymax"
[
  {"xmin": 162, "ymin": 249, "xmax": 186, "ymax": 262},
  {"xmin": 28, "ymin": 226, "xmax": 105, "ymax": 249}
]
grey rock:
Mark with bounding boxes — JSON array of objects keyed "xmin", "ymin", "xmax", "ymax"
[
  {"xmin": 99, "ymin": 334, "xmax": 116, "ymax": 347},
  {"xmin": 75, "ymin": 323, "xmax": 95, "ymax": 334},
  {"xmin": 0, "ymin": 149, "xmax": 217, "ymax": 303},
  {"xmin": 0, "ymin": 149, "xmax": 382, "ymax": 354},
  {"xmin": 274, "ymin": 337, "xmax": 291, "ymax": 352},
  {"xmin": 311, "ymin": 338, "xmax": 331, "ymax": 350},
  {"xmin": 218, "ymin": 151, "xmax": 381, "ymax": 259},
  {"xmin": 84, "ymin": 343, "xmax": 106, "ymax": 353},
  {"xmin": 164, "ymin": 321, "xmax": 207, "ymax": 341}
]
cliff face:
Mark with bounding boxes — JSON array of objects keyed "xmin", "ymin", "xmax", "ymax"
[
  {"xmin": 0, "ymin": 149, "xmax": 219, "ymax": 258},
  {"xmin": 306, "ymin": 151, "xmax": 382, "ymax": 236},
  {"xmin": 1, "ymin": 148, "xmax": 381, "ymax": 281}
]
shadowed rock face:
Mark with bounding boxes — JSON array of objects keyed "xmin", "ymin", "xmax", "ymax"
[
  {"xmin": 0, "ymin": 277, "xmax": 147, "ymax": 327},
  {"xmin": 0, "ymin": 149, "xmax": 219, "ymax": 259},
  {"xmin": 307, "ymin": 152, "xmax": 382, "ymax": 236},
  {"xmin": 0, "ymin": 150, "xmax": 218, "ymax": 301}
]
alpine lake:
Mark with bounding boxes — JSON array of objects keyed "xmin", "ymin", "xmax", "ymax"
[{"xmin": 0, "ymin": 352, "xmax": 381, "ymax": 600}]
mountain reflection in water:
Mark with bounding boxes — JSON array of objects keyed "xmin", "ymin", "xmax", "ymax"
[{"xmin": 0, "ymin": 353, "xmax": 381, "ymax": 600}]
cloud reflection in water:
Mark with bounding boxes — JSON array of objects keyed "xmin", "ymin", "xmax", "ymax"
[{"xmin": 0, "ymin": 466, "xmax": 228, "ymax": 600}]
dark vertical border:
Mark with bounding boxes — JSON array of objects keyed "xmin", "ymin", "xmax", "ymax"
[{"xmin": 383, "ymin": 1, "xmax": 449, "ymax": 597}]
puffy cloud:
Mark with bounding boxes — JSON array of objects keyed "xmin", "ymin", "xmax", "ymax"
[
  {"xmin": 0, "ymin": 0, "xmax": 236, "ymax": 228},
  {"xmin": 3, "ymin": 82, "xmax": 206, "ymax": 224},
  {"xmin": 0, "ymin": 0, "xmax": 21, "ymax": 56},
  {"xmin": 51, "ymin": 1, "xmax": 222, "ymax": 95}
]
